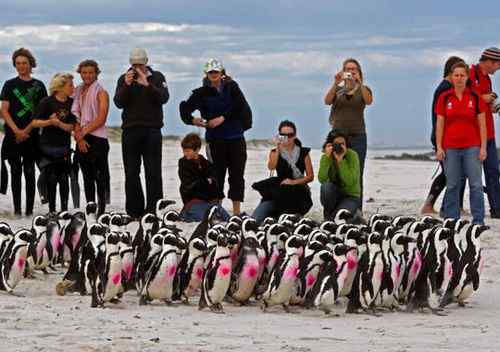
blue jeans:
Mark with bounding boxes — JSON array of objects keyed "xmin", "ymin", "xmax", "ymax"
[
  {"xmin": 483, "ymin": 139, "xmax": 500, "ymax": 213},
  {"xmin": 348, "ymin": 134, "xmax": 367, "ymax": 210},
  {"xmin": 320, "ymin": 182, "xmax": 361, "ymax": 221},
  {"xmin": 180, "ymin": 201, "xmax": 230, "ymax": 222},
  {"xmin": 443, "ymin": 147, "xmax": 484, "ymax": 225},
  {"xmin": 252, "ymin": 200, "xmax": 275, "ymax": 224}
]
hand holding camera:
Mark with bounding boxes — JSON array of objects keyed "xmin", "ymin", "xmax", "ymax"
[{"xmin": 325, "ymin": 142, "xmax": 346, "ymax": 162}]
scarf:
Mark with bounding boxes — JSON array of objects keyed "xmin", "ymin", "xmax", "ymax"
[{"xmin": 280, "ymin": 145, "xmax": 303, "ymax": 179}]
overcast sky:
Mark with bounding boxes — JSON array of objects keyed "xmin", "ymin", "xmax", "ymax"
[{"xmin": 1, "ymin": 0, "xmax": 499, "ymax": 147}]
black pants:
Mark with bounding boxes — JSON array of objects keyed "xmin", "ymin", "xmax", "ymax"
[
  {"xmin": 45, "ymin": 161, "xmax": 70, "ymax": 213},
  {"xmin": 207, "ymin": 138, "xmax": 246, "ymax": 201},
  {"xmin": 426, "ymin": 161, "xmax": 465, "ymax": 208},
  {"xmin": 2, "ymin": 136, "xmax": 36, "ymax": 215},
  {"xmin": 76, "ymin": 135, "xmax": 110, "ymax": 215},
  {"xmin": 122, "ymin": 127, "xmax": 163, "ymax": 218}
]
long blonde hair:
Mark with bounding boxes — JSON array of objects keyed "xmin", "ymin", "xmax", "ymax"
[{"xmin": 49, "ymin": 73, "xmax": 73, "ymax": 95}]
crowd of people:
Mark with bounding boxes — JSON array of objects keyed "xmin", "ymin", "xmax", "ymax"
[{"xmin": 0, "ymin": 46, "xmax": 499, "ymax": 225}]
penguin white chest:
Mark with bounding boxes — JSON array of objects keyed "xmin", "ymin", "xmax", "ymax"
[
  {"xmin": 102, "ymin": 255, "xmax": 122, "ymax": 302},
  {"xmin": 232, "ymin": 255, "xmax": 260, "ymax": 301},
  {"xmin": 147, "ymin": 253, "xmax": 177, "ymax": 300},
  {"xmin": 6, "ymin": 246, "xmax": 29, "ymax": 289},
  {"xmin": 208, "ymin": 257, "xmax": 232, "ymax": 303}
]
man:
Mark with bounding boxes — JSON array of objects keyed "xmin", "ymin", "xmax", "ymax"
[
  {"xmin": 114, "ymin": 48, "xmax": 169, "ymax": 218},
  {"xmin": 0, "ymin": 48, "xmax": 47, "ymax": 216},
  {"xmin": 469, "ymin": 47, "xmax": 500, "ymax": 218},
  {"xmin": 72, "ymin": 59, "xmax": 110, "ymax": 215}
]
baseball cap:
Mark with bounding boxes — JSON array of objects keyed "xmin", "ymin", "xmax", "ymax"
[
  {"xmin": 203, "ymin": 58, "xmax": 224, "ymax": 73},
  {"xmin": 129, "ymin": 48, "xmax": 148, "ymax": 65}
]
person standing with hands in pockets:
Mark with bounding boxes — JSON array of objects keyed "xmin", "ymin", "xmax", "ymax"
[
  {"xmin": 324, "ymin": 59, "xmax": 372, "ymax": 214},
  {"xmin": 114, "ymin": 48, "xmax": 169, "ymax": 219}
]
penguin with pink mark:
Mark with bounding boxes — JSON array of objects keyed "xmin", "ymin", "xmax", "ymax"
[
  {"xmin": 0, "ymin": 229, "xmax": 34, "ymax": 295},
  {"xmin": 174, "ymin": 237, "xmax": 207, "ymax": 304}
]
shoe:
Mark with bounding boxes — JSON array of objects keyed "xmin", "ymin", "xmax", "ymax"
[
  {"xmin": 420, "ymin": 203, "xmax": 437, "ymax": 215},
  {"xmin": 490, "ymin": 209, "xmax": 500, "ymax": 219}
]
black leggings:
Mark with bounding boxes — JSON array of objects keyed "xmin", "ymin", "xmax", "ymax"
[
  {"xmin": 76, "ymin": 135, "xmax": 110, "ymax": 215},
  {"xmin": 207, "ymin": 138, "xmax": 247, "ymax": 202},
  {"xmin": 45, "ymin": 162, "xmax": 70, "ymax": 213},
  {"xmin": 426, "ymin": 161, "xmax": 465, "ymax": 208},
  {"xmin": 7, "ymin": 156, "xmax": 35, "ymax": 215}
]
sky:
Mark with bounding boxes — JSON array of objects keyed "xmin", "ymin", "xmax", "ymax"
[{"xmin": 1, "ymin": 0, "xmax": 499, "ymax": 148}]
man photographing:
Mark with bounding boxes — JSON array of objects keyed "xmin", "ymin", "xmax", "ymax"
[
  {"xmin": 318, "ymin": 130, "xmax": 361, "ymax": 221},
  {"xmin": 114, "ymin": 48, "xmax": 169, "ymax": 218}
]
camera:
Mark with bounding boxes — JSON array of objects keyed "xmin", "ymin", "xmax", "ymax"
[
  {"xmin": 343, "ymin": 72, "xmax": 353, "ymax": 80},
  {"xmin": 277, "ymin": 135, "xmax": 288, "ymax": 143},
  {"xmin": 133, "ymin": 69, "xmax": 139, "ymax": 80},
  {"xmin": 493, "ymin": 98, "xmax": 500, "ymax": 114},
  {"xmin": 332, "ymin": 143, "xmax": 344, "ymax": 154}
]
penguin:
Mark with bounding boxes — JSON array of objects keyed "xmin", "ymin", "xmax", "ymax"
[
  {"xmin": 391, "ymin": 216, "xmax": 416, "ymax": 232},
  {"xmin": 229, "ymin": 234, "xmax": 261, "ymax": 305},
  {"xmin": 319, "ymin": 221, "xmax": 339, "ymax": 236},
  {"xmin": 339, "ymin": 228, "xmax": 365, "ymax": 297},
  {"xmin": 333, "ymin": 209, "xmax": 353, "ymax": 224},
  {"xmin": 407, "ymin": 227, "xmax": 453, "ymax": 314},
  {"xmin": 369, "ymin": 214, "xmax": 392, "ymax": 228},
  {"xmin": 346, "ymin": 232, "xmax": 384, "ymax": 315},
  {"xmin": 132, "ymin": 213, "xmax": 158, "ymax": 280},
  {"xmin": 140, "ymin": 231, "xmax": 179, "ymax": 305},
  {"xmin": 118, "ymin": 231, "xmax": 135, "ymax": 292},
  {"xmin": 135, "ymin": 229, "xmax": 167, "ymax": 293},
  {"xmin": 199, "ymin": 232, "xmax": 232, "ymax": 313},
  {"xmin": 261, "ymin": 234, "xmax": 304, "ymax": 312},
  {"xmin": 27, "ymin": 215, "xmax": 50, "ymax": 274},
  {"xmin": 174, "ymin": 237, "xmax": 208, "ymax": 303},
  {"xmin": 85, "ymin": 202, "xmax": 98, "ymax": 226},
  {"xmin": 305, "ymin": 245, "xmax": 354, "ymax": 314},
  {"xmin": 156, "ymin": 199, "xmax": 176, "ymax": 223},
  {"xmin": 46, "ymin": 218, "xmax": 62, "ymax": 267},
  {"xmin": 0, "ymin": 229, "xmax": 34, "ymax": 295},
  {"xmin": 190, "ymin": 205, "xmax": 227, "ymax": 242},
  {"xmin": 0, "ymin": 222, "xmax": 14, "ymax": 262},
  {"xmin": 439, "ymin": 224, "xmax": 489, "ymax": 308},
  {"xmin": 61, "ymin": 212, "xmax": 86, "ymax": 264},
  {"xmin": 98, "ymin": 213, "xmax": 112, "ymax": 228}
]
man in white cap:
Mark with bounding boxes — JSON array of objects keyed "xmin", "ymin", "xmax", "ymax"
[
  {"xmin": 469, "ymin": 47, "xmax": 500, "ymax": 218},
  {"xmin": 114, "ymin": 48, "xmax": 169, "ymax": 218}
]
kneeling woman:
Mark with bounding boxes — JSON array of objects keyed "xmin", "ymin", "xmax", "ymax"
[
  {"xmin": 318, "ymin": 130, "xmax": 361, "ymax": 220},
  {"xmin": 27, "ymin": 73, "xmax": 76, "ymax": 213},
  {"xmin": 435, "ymin": 62, "xmax": 487, "ymax": 225},
  {"xmin": 252, "ymin": 120, "xmax": 313, "ymax": 223}
]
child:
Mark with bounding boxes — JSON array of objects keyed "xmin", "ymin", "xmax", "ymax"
[{"xmin": 178, "ymin": 133, "xmax": 229, "ymax": 222}]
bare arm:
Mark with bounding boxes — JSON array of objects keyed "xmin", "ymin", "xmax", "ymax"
[
  {"xmin": 324, "ymin": 84, "xmax": 339, "ymax": 105},
  {"xmin": 361, "ymin": 85, "xmax": 373, "ymax": 105},
  {"xmin": 435, "ymin": 115, "xmax": 445, "ymax": 161},
  {"xmin": 478, "ymin": 112, "xmax": 487, "ymax": 161},
  {"xmin": 1, "ymin": 100, "xmax": 30, "ymax": 141},
  {"xmin": 78, "ymin": 90, "xmax": 109, "ymax": 139},
  {"xmin": 291, "ymin": 154, "xmax": 314, "ymax": 185},
  {"xmin": 267, "ymin": 149, "xmax": 279, "ymax": 171}
]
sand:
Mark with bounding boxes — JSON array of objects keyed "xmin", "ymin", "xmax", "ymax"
[{"xmin": 0, "ymin": 141, "xmax": 499, "ymax": 352}]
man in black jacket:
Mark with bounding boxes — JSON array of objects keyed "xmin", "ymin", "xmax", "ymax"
[{"xmin": 114, "ymin": 48, "xmax": 169, "ymax": 218}]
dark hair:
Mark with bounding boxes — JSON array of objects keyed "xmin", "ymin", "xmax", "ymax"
[
  {"xmin": 443, "ymin": 56, "xmax": 465, "ymax": 78},
  {"xmin": 181, "ymin": 133, "xmax": 202, "ymax": 150},
  {"xmin": 12, "ymin": 48, "xmax": 37, "ymax": 69},
  {"xmin": 343, "ymin": 58, "xmax": 363, "ymax": 81},
  {"xmin": 278, "ymin": 120, "xmax": 302, "ymax": 146},
  {"xmin": 324, "ymin": 129, "xmax": 350, "ymax": 150},
  {"xmin": 77, "ymin": 59, "xmax": 101, "ymax": 75},
  {"xmin": 202, "ymin": 69, "xmax": 232, "ymax": 86}
]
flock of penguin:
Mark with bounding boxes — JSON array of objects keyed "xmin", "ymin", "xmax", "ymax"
[{"xmin": 0, "ymin": 199, "xmax": 488, "ymax": 316}]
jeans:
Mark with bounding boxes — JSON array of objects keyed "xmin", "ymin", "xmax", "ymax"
[
  {"xmin": 76, "ymin": 135, "xmax": 110, "ymax": 215},
  {"xmin": 252, "ymin": 200, "xmax": 276, "ymax": 224},
  {"xmin": 443, "ymin": 147, "xmax": 484, "ymax": 225},
  {"xmin": 180, "ymin": 201, "xmax": 230, "ymax": 222},
  {"xmin": 348, "ymin": 134, "xmax": 367, "ymax": 210},
  {"xmin": 320, "ymin": 182, "xmax": 360, "ymax": 220},
  {"xmin": 122, "ymin": 127, "xmax": 163, "ymax": 218},
  {"xmin": 483, "ymin": 138, "xmax": 500, "ymax": 213}
]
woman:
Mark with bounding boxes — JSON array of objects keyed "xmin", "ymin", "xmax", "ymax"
[
  {"xmin": 252, "ymin": 120, "xmax": 314, "ymax": 223},
  {"xmin": 0, "ymin": 48, "xmax": 47, "ymax": 216},
  {"xmin": 324, "ymin": 58, "xmax": 373, "ymax": 211},
  {"xmin": 179, "ymin": 59, "xmax": 252, "ymax": 215},
  {"xmin": 421, "ymin": 56, "xmax": 465, "ymax": 215},
  {"xmin": 435, "ymin": 62, "xmax": 487, "ymax": 225},
  {"xmin": 318, "ymin": 130, "xmax": 361, "ymax": 220},
  {"xmin": 26, "ymin": 73, "xmax": 77, "ymax": 213},
  {"xmin": 72, "ymin": 59, "xmax": 110, "ymax": 215}
]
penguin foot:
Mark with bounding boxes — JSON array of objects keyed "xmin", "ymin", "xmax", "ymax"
[
  {"xmin": 458, "ymin": 301, "xmax": 467, "ymax": 307},
  {"xmin": 282, "ymin": 304, "xmax": 290, "ymax": 313},
  {"xmin": 109, "ymin": 298, "xmax": 121, "ymax": 304},
  {"xmin": 7, "ymin": 291, "xmax": 24, "ymax": 298},
  {"xmin": 139, "ymin": 296, "xmax": 148, "ymax": 306},
  {"xmin": 55, "ymin": 280, "xmax": 75, "ymax": 296},
  {"xmin": 164, "ymin": 300, "xmax": 174, "ymax": 306},
  {"xmin": 430, "ymin": 307, "xmax": 447, "ymax": 316},
  {"xmin": 260, "ymin": 301, "xmax": 268, "ymax": 313}
]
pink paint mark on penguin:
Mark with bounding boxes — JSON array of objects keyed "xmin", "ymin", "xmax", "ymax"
[
  {"xmin": 17, "ymin": 257, "xmax": 25, "ymax": 269},
  {"xmin": 306, "ymin": 273, "xmax": 316, "ymax": 287},
  {"xmin": 111, "ymin": 273, "xmax": 121, "ymax": 285},
  {"xmin": 347, "ymin": 256, "xmax": 358, "ymax": 271},
  {"xmin": 123, "ymin": 264, "xmax": 133, "ymax": 280},
  {"xmin": 284, "ymin": 266, "xmax": 298, "ymax": 280},
  {"xmin": 195, "ymin": 267, "xmax": 204, "ymax": 280},
  {"xmin": 245, "ymin": 264, "xmax": 258, "ymax": 279},
  {"xmin": 167, "ymin": 265, "xmax": 177, "ymax": 278},
  {"xmin": 219, "ymin": 266, "xmax": 231, "ymax": 277},
  {"xmin": 71, "ymin": 232, "xmax": 81, "ymax": 250},
  {"xmin": 395, "ymin": 263, "xmax": 401, "ymax": 279},
  {"xmin": 412, "ymin": 253, "xmax": 422, "ymax": 275}
]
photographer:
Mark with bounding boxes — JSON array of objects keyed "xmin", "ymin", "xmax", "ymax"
[
  {"xmin": 318, "ymin": 130, "xmax": 361, "ymax": 220},
  {"xmin": 251, "ymin": 120, "xmax": 313, "ymax": 223},
  {"xmin": 114, "ymin": 48, "xmax": 169, "ymax": 218},
  {"xmin": 324, "ymin": 58, "xmax": 372, "ymax": 212}
]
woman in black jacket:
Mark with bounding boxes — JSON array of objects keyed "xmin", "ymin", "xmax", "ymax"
[{"xmin": 179, "ymin": 59, "xmax": 252, "ymax": 216}]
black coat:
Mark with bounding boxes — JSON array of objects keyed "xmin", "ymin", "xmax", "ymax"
[{"xmin": 178, "ymin": 155, "xmax": 218, "ymax": 204}]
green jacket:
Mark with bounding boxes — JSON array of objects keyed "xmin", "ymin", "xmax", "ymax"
[{"xmin": 318, "ymin": 149, "xmax": 361, "ymax": 198}]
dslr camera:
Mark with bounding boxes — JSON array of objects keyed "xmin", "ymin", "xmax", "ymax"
[{"xmin": 332, "ymin": 143, "xmax": 344, "ymax": 154}]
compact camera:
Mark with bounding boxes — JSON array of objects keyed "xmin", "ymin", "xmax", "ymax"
[
  {"xmin": 343, "ymin": 72, "xmax": 353, "ymax": 80},
  {"xmin": 277, "ymin": 135, "xmax": 288, "ymax": 143}
]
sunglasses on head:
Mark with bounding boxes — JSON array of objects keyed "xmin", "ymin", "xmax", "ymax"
[{"xmin": 279, "ymin": 132, "xmax": 295, "ymax": 138}]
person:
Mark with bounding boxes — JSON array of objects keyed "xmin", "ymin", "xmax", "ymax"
[
  {"xmin": 252, "ymin": 120, "xmax": 313, "ymax": 223},
  {"xmin": 324, "ymin": 58, "xmax": 373, "ymax": 212},
  {"xmin": 25, "ymin": 73, "xmax": 77, "ymax": 214},
  {"xmin": 0, "ymin": 48, "xmax": 47, "ymax": 216},
  {"xmin": 113, "ymin": 48, "xmax": 169, "ymax": 218},
  {"xmin": 318, "ymin": 130, "xmax": 361, "ymax": 220},
  {"xmin": 178, "ymin": 133, "xmax": 230, "ymax": 222},
  {"xmin": 421, "ymin": 56, "xmax": 466, "ymax": 215},
  {"xmin": 468, "ymin": 47, "xmax": 500, "ymax": 218},
  {"xmin": 435, "ymin": 62, "xmax": 488, "ymax": 225},
  {"xmin": 72, "ymin": 60, "xmax": 110, "ymax": 216},
  {"xmin": 179, "ymin": 59, "xmax": 252, "ymax": 216}
]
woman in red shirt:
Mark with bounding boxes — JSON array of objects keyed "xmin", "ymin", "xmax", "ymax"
[{"xmin": 435, "ymin": 62, "xmax": 487, "ymax": 224}]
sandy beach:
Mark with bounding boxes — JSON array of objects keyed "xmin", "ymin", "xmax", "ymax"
[{"xmin": 0, "ymin": 140, "xmax": 499, "ymax": 352}]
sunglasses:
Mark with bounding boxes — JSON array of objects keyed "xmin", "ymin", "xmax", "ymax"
[
  {"xmin": 279, "ymin": 132, "xmax": 295, "ymax": 138},
  {"xmin": 207, "ymin": 70, "xmax": 221, "ymax": 74}
]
